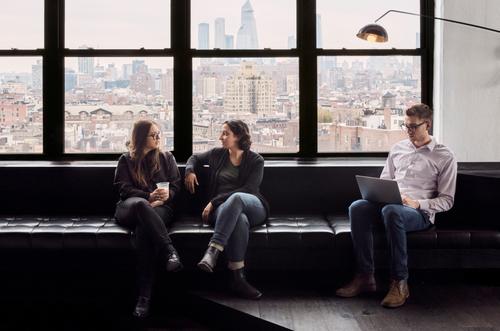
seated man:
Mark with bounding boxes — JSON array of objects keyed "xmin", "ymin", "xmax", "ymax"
[{"xmin": 336, "ymin": 103, "xmax": 457, "ymax": 308}]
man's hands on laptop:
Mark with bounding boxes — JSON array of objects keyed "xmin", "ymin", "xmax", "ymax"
[{"xmin": 402, "ymin": 195, "xmax": 420, "ymax": 209}]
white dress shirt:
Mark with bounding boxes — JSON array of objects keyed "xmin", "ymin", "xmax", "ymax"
[{"xmin": 380, "ymin": 136, "xmax": 457, "ymax": 223}]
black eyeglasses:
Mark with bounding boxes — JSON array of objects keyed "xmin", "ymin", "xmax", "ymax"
[
  {"xmin": 148, "ymin": 132, "xmax": 161, "ymax": 140},
  {"xmin": 401, "ymin": 122, "xmax": 426, "ymax": 132}
]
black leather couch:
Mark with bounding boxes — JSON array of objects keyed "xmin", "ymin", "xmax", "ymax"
[{"xmin": 1, "ymin": 162, "xmax": 499, "ymax": 279}]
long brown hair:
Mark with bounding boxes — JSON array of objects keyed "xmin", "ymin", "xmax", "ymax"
[
  {"xmin": 224, "ymin": 120, "xmax": 252, "ymax": 151},
  {"xmin": 127, "ymin": 120, "xmax": 161, "ymax": 188}
]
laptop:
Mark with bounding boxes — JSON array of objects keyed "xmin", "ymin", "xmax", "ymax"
[{"xmin": 355, "ymin": 175, "xmax": 403, "ymax": 205}]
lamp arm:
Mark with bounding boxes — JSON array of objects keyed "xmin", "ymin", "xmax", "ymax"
[{"xmin": 375, "ymin": 9, "xmax": 500, "ymax": 34}]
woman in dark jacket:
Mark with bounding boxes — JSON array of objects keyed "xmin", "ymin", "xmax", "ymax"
[
  {"xmin": 114, "ymin": 119, "xmax": 182, "ymax": 318},
  {"xmin": 185, "ymin": 120, "xmax": 268, "ymax": 299}
]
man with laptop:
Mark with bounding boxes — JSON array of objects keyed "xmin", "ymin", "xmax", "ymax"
[{"xmin": 336, "ymin": 104, "xmax": 457, "ymax": 308}]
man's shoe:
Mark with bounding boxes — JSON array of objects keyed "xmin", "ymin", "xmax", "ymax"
[
  {"xmin": 197, "ymin": 245, "xmax": 220, "ymax": 273},
  {"xmin": 335, "ymin": 273, "xmax": 377, "ymax": 298},
  {"xmin": 381, "ymin": 279, "xmax": 409, "ymax": 308},
  {"xmin": 230, "ymin": 268, "xmax": 262, "ymax": 300},
  {"xmin": 166, "ymin": 246, "xmax": 183, "ymax": 272},
  {"xmin": 133, "ymin": 296, "xmax": 150, "ymax": 318}
]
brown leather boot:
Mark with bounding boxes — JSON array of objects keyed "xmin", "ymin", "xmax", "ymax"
[
  {"xmin": 381, "ymin": 279, "xmax": 409, "ymax": 308},
  {"xmin": 335, "ymin": 273, "xmax": 377, "ymax": 298}
]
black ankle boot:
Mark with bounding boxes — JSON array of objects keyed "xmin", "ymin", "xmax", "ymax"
[
  {"xmin": 230, "ymin": 268, "xmax": 262, "ymax": 300},
  {"xmin": 197, "ymin": 245, "xmax": 220, "ymax": 273},
  {"xmin": 166, "ymin": 245, "xmax": 183, "ymax": 272},
  {"xmin": 133, "ymin": 296, "xmax": 150, "ymax": 318}
]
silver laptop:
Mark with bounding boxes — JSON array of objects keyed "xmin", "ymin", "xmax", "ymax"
[{"xmin": 355, "ymin": 175, "xmax": 402, "ymax": 204}]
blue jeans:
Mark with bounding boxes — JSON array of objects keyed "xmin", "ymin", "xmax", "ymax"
[
  {"xmin": 349, "ymin": 199, "xmax": 431, "ymax": 280},
  {"xmin": 210, "ymin": 192, "xmax": 267, "ymax": 262}
]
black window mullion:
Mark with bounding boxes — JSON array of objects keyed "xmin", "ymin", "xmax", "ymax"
[
  {"xmin": 298, "ymin": 0, "xmax": 317, "ymax": 157},
  {"xmin": 44, "ymin": 0, "xmax": 64, "ymax": 159},
  {"xmin": 64, "ymin": 49, "xmax": 175, "ymax": 57},
  {"xmin": 172, "ymin": 0, "xmax": 192, "ymax": 162},
  {"xmin": 421, "ymin": 0, "xmax": 435, "ymax": 109},
  {"xmin": 317, "ymin": 49, "xmax": 422, "ymax": 56}
]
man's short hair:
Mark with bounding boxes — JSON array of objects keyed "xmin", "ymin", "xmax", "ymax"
[{"xmin": 406, "ymin": 103, "xmax": 433, "ymax": 121}]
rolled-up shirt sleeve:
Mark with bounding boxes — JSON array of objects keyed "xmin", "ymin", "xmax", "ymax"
[
  {"xmin": 380, "ymin": 150, "xmax": 395, "ymax": 180},
  {"xmin": 417, "ymin": 153, "xmax": 457, "ymax": 214}
]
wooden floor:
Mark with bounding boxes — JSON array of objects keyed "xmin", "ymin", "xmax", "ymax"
[
  {"xmin": 2, "ymin": 271, "xmax": 500, "ymax": 330},
  {"xmin": 195, "ymin": 275, "xmax": 500, "ymax": 331}
]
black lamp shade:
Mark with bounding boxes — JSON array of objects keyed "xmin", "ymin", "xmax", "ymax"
[{"xmin": 356, "ymin": 24, "xmax": 388, "ymax": 42}]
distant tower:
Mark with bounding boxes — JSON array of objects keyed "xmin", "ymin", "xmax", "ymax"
[
  {"xmin": 78, "ymin": 45, "xmax": 94, "ymax": 76},
  {"xmin": 236, "ymin": 0, "xmax": 259, "ymax": 49},
  {"xmin": 215, "ymin": 18, "xmax": 225, "ymax": 49},
  {"xmin": 31, "ymin": 60, "xmax": 42, "ymax": 90},
  {"xmin": 316, "ymin": 14, "xmax": 323, "ymax": 48},
  {"xmin": 225, "ymin": 35, "xmax": 234, "ymax": 49},
  {"xmin": 198, "ymin": 23, "xmax": 210, "ymax": 49}
]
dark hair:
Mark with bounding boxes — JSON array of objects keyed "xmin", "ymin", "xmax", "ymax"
[
  {"xmin": 127, "ymin": 119, "xmax": 161, "ymax": 188},
  {"xmin": 406, "ymin": 103, "xmax": 433, "ymax": 122},
  {"xmin": 223, "ymin": 120, "xmax": 252, "ymax": 151}
]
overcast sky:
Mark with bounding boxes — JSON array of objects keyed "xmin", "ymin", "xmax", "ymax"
[{"xmin": 1, "ymin": 0, "xmax": 420, "ymax": 72}]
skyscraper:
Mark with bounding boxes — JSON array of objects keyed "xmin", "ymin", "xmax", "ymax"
[
  {"xmin": 65, "ymin": 69, "xmax": 77, "ymax": 92},
  {"xmin": 132, "ymin": 60, "xmax": 146, "ymax": 75},
  {"xmin": 198, "ymin": 23, "xmax": 210, "ymax": 49},
  {"xmin": 215, "ymin": 18, "xmax": 225, "ymax": 49},
  {"xmin": 31, "ymin": 60, "xmax": 42, "ymax": 90},
  {"xmin": 224, "ymin": 62, "xmax": 275, "ymax": 115},
  {"xmin": 236, "ymin": 0, "xmax": 259, "ymax": 49},
  {"xmin": 316, "ymin": 14, "xmax": 323, "ymax": 48},
  {"xmin": 78, "ymin": 45, "xmax": 94, "ymax": 76},
  {"xmin": 122, "ymin": 64, "xmax": 133, "ymax": 80},
  {"xmin": 225, "ymin": 35, "xmax": 234, "ymax": 49}
]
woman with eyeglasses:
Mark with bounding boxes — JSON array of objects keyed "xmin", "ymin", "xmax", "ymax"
[
  {"xmin": 114, "ymin": 119, "xmax": 182, "ymax": 318},
  {"xmin": 185, "ymin": 120, "xmax": 269, "ymax": 300}
]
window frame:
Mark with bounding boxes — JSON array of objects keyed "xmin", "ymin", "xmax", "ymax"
[{"xmin": 0, "ymin": 0, "xmax": 434, "ymax": 161}]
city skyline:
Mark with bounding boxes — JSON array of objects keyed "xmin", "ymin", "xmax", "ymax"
[
  {"xmin": 0, "ymin": 1, "xmax": 422, "ymax": 154},
  {"xmin": 0, "ymin": 53, "xmax": 420, "ymax": 153}
]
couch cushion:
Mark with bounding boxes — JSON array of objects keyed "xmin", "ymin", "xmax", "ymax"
[
  {"xmin": 0, "ymin": 216, "xmax": 132, "ymax": 250},
  {"xmin": 169, "ymin": 214, "xmax": 334, "ymax": 249},
  {"xmin": 328, "ymin": 214, "xmax": 500, "ymax": 249}
]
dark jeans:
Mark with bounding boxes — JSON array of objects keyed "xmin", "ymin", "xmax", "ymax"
[
  {"xmin": 115, "ymin": 197, "xmax": 174, "ymax": 298},
  {"xmin": 210, "ymin": 193, "xmax": 267, "ymax": 262},
  {"xmin": 349, "ymin": 199, "xmax": 431, "ymax": 280}
]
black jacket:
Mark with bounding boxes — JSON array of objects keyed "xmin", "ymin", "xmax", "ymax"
[
  {"xmin": 114, "ymin": 151, "xmax": 181, "ymax": 206},
  {"xmin": 185, "ymin": 148, "xmax": 269, "ymax": 217}
]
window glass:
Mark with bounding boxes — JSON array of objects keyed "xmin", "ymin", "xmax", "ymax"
[{"xmin": 65, "ymin": 57, "xmax": 173, "ymax": 153}]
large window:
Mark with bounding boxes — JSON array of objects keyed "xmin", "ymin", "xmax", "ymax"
[
  {"xmin": 0, "ymin": 58, "xmax": 43, "ymax": 154},
  {"xmin": 64, "ymin": 58, "xmax": 174, "ymax": 153},
  {"xmin": 0, "ymin": 1, "xmax": 44, "ymax": 49},
  {"xmin": 317, "ymin": 0, "xmax": 423, "ymax": 153},
  {"xmin": 192, "ymin": 58, "xmax": 299, "ymax": 153},
  {"xmin": 0, "ymin": 2, "xmax": 44, "ymax": 154},
  {"xmin": 316, "ymin": 0, "xmax": 420, "ymax": 49},
  {"xmin": 0, "ymin": 0, "xmax": 432, "ymax": 160},
  {"xmin": 318, "ymin": 56, "xmax": 421, "ymax": 152},
  {"xmin": 65, "ymin": 0, "xmax": 171, "ymax": 49},
  {"xmin": 191, "ymin": 0, "xmax": 296, "ymax": 49}
]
